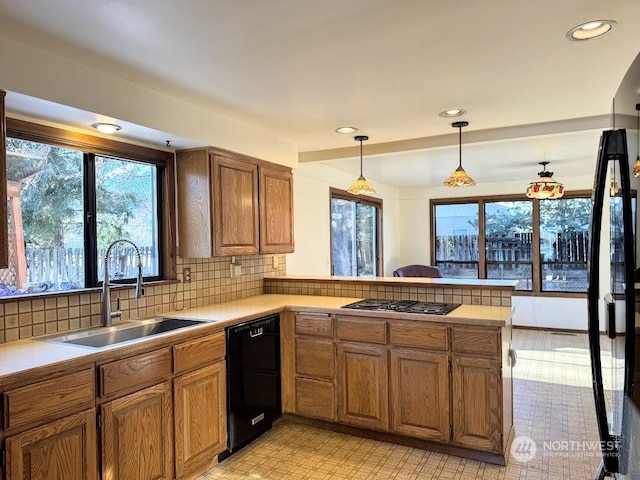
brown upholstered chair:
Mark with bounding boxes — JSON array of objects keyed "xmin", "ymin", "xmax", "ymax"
[{"xmin": 392, "ymin": 264, "xmax": 442, "ymax": 278}]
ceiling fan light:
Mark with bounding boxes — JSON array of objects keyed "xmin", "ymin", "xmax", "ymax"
[{"xmin": 525, "ymin": 162, "xmax": 564, "ymax": 199}]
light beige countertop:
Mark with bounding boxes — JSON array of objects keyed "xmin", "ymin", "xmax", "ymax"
[
  {"xmin": 164, "ymin": 294, "xmax": 362, "ymax": 323},
  {"xmin": 265, "ymin": 275, "xmax": 519, "ymax": 290},
  {"xmin": 0, "ymin": 294, "xmax": 515, "ymax": 382}
]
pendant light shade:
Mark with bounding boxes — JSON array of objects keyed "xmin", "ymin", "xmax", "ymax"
[
  {"xmin": 633, "ymin": 103, "xmax": 640, "ymax": 178},
  {"xmin": 525, "ymin": 161, "xmax": 565, "ymax": 199},
  {"xmin": 443, "ymin": 121, "xmax": 476, "ymax": 187},
  {"xmin": 347, "ymin": 135, "xmax": 376, "ymax": 195}
]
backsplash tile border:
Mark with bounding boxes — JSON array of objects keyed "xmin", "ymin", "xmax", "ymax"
[{"xmin": 263, "ymin": 279, "xmax": 512, "ymax": 308}]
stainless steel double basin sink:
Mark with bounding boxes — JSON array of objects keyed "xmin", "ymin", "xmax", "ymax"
[{"xmin": 42, "ymin": 317, "xmax": 206, "ymax": 348}]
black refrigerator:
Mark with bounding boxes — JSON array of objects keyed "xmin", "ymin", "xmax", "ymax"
[{"xmin": 588, "ymin": 128, "xmax": 640, "ymax": 479}]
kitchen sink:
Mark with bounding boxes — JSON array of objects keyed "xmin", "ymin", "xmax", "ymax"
[{"xmin": 43, "ymin": 317, "xmax": 205, "ymax": 348}]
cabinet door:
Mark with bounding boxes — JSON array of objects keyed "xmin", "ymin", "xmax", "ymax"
[
  {"xmin": 101, "ymin": 382, "xmax": 173, "ymax": 480},
  {"xmin": 259, "ymin": 166, "xmax": 294, "ymax": 253},
  {"xmin": 390, "ymin": 349, "xmax": 450, "ymax": 442},
  {"xmin": 176, "ymin": 148, "xmax": 213, "ymax": 258},
  {"xmin": 295, "ymin": 337, "xmax": 335, "ymax": 380},
  {"xmin": 6, "ymin": 409, "xmax": 98, "ymax": 480},
  {"xmin": 452, "ymin": 356, "xmax": 501, "ymax": 452},
  {"xmin": 295, "ymin": 377, "xmax": 335, "ymax": 421},
  {"xmin": 174, "ymin": 362, "xmax": 227, "ymax": 479},
  {"xmin": 337, "ymin": 343, "xmax": 388, "ymax": 431},
  {"xmin": 212, "ymin": 154, "xmax": 259, "ymax": 255}
]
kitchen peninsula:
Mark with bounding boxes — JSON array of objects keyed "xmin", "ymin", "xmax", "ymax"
[{"xmin": 0, "ymin": 289, "xmax": 516, "ymax": 479}]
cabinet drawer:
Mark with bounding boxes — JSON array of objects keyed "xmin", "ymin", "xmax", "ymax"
[
  {"xmin": 336, "ymin": 316, "xmax": 387, "ymax": 344},
  {"xmin": 452, "ymin": 327, "xmax": 500, "ymax": 357},
  {"xmin": 389, "ymin": 322, "xmax": 448, "ymax": 351},
  {"xmin": 174, "ymin": 332, "xmax": 225, "ymax": 374},
  {"xmin": 4, "ymin": 368, "xmax": 95, "ymax": 432},
  {"xmin": 296, "ymin": 337, "xmax": 334, "ymax": 379},
  {"xmin": 100, "ymin": 348, "xmax": 171, "ymax": 399},
  {"xmin": 295, "ymin": 377, "xmax": 335, "ymax": 421},
  {"xmin": 295, "ymin": 314, "xmax": 333, "ymax": 338}
]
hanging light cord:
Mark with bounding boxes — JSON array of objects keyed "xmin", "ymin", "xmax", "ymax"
[
  {"xmin": 458, "ymin": 125, "xmax": 463, "ymax": 168},
  {"xmin": 359, "ymin": 138, "xmax": 364, "ymax": 176},
  {"xmin": 636, "ymin": 104, "xmax": 639, "ymax": 156}
]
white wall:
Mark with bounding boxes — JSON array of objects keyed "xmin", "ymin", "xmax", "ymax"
[
  {"xmin": 0, "ymin": 33, "xmax": 298, "ymax": 167},
  {"xmin": 287, "ymin": 163, "xmax": 400, "ymax": 276},
  {"xmin": 512, "ymin": 296, "xmax": 588, "ymax": 330}
]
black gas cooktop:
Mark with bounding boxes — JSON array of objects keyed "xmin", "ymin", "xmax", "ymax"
[{"xmin": 341, "ymin": 299, "xmax": 460, "ymax": 315}]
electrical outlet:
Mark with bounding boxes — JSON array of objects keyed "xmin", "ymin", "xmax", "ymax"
[
  {"xmin": 183, "ymin": 267, "xmax": 192, "ymax": 283},
  {"xmin": 230, "ymin": 263, "xmax": 242, "ymax": 278},
  {"xmin": 272, "ymin": 255, "xmax": 279, "ymax": 269}
]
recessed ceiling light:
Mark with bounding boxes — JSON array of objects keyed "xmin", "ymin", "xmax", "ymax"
[
  {"xmin": 439, "ymin": 109, "xmax": 467, "ymax": 118},
  {"xmin": 566, "ymin": 20, "xmax": 617, "ymax": 41},
  {"xmin": 92, "ymin": 122, "xmax": 122, "ymax": 134},
  {"xmin": 335, "ymin": 126, "xmax": 358, "ymax": 134}
]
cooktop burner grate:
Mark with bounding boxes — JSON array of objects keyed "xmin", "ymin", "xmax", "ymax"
[{"xmin": 341, "ymin": 299, "xmax": 460, "ymax": 315}]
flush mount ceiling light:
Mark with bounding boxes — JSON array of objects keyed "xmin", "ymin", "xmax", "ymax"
[
  {"xmin": 525, "ymin": 161, "xmax": 565, "ymax": 199},
  {"xmin": 443, "ymin": 121, "xmax": 476, "ymax": 187},
  {"xmin": 633, "ymin": 103, "xmax": 640, "ymax": 178},
  {"xmin": 347, "ymin": 135, "xmax": 375, "ymax": 195},
  {"xmin": 566, "ymin": 20, "xmax": 617, "ymax": 41},
  {"xmin": 438, "ymin": 109, "xmax": 467, "ymax": 118},
  {"xmin": 335, "ymin": 126, "xmax": 359, "ymax": 134},
  {"xmin": 92, "ymin": 123, "xmax": 122, "ymax": 134}
]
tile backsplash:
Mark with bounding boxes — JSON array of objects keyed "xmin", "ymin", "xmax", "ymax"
[
  {"xmin": 0, "ymin": 254, "xmax": 286, "ymax": 343},
  {"xmin": 264, "ymin": 278, "xmax": 512, "ymax": 307}
]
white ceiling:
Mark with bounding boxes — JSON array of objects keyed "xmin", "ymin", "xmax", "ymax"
[
  {"xmin": 1, "ymin": 0, "xmax": 640, "ymax": 187},
  {"xmin": 324, "ymin": 129, "xmax": 604, "ymax": 188}
]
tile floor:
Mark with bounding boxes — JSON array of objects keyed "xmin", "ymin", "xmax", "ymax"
[{"xmin": 199, "ymin": 329, "xmax": 605, "ymax": 479}]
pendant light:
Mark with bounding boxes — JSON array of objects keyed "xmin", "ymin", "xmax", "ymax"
[
  {"xmin": 443, "ymin": 121, "xmax": 476, "ymax": 187},
  {"xmin": 525, "ymin": 161, "xmax": 565, "ymax": 199},
  {"xmin": 633, "ymin": 103, "xmax": 640, "ymax": 178},
  {"xmin": 347, "ymin": 135, "xmax": 376, "ymax": 195}
]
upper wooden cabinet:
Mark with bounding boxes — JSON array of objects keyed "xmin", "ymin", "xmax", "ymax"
[
  {"xmin": 212, "ymin": 154, "xmax": 259, "ymax": 255},
  {"xmin": 259, "ymin": 165, "xmax": 294, "ymax": 253},
  {"xmin": 176, "ymin": 147, "xmax": 294, "ymax": 258},
  {"xmin": 0, "ymin": 90, "xmax": 7, "ymax": 269}
]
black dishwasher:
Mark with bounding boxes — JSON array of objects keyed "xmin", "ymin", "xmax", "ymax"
[{"xmin": 222, "ymin": 314, "xmax": 281, "ymax": 458}]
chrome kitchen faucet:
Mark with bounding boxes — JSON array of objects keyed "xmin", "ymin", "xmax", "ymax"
[{"xmin": 102, "ymin": 239, "xmax": 144, "ymax": 327}]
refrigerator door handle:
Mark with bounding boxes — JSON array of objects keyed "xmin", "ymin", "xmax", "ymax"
[{"xmin": 606, "ymin": 295, "xmax": 616, "ymax": 340}]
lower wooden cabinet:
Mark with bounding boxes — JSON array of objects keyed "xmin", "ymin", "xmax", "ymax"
[
  {"xmin": 452, "ymin": 355, "xmax": 502, "ymax": 452},
  {"xmin": 5, "ymin": 409, "xmax": 98, "ymax": 480},
  {"xmin": 337, "ymin": 343, "xmax": 388, "ymax": 431},
  {"xmin": 295, "ymin": 377, "xmax": 335, "ymax": 421},
  {"xmin": 390, "ymin": 349, "xmax": 450, "ymax": 442},
  {"xmin": 174, "ymin": 361, "xmax": 227, "ymax": 478},
  {"xmin": 101, "ymin": 382, "xmax": 173, "ymax": 480}
]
